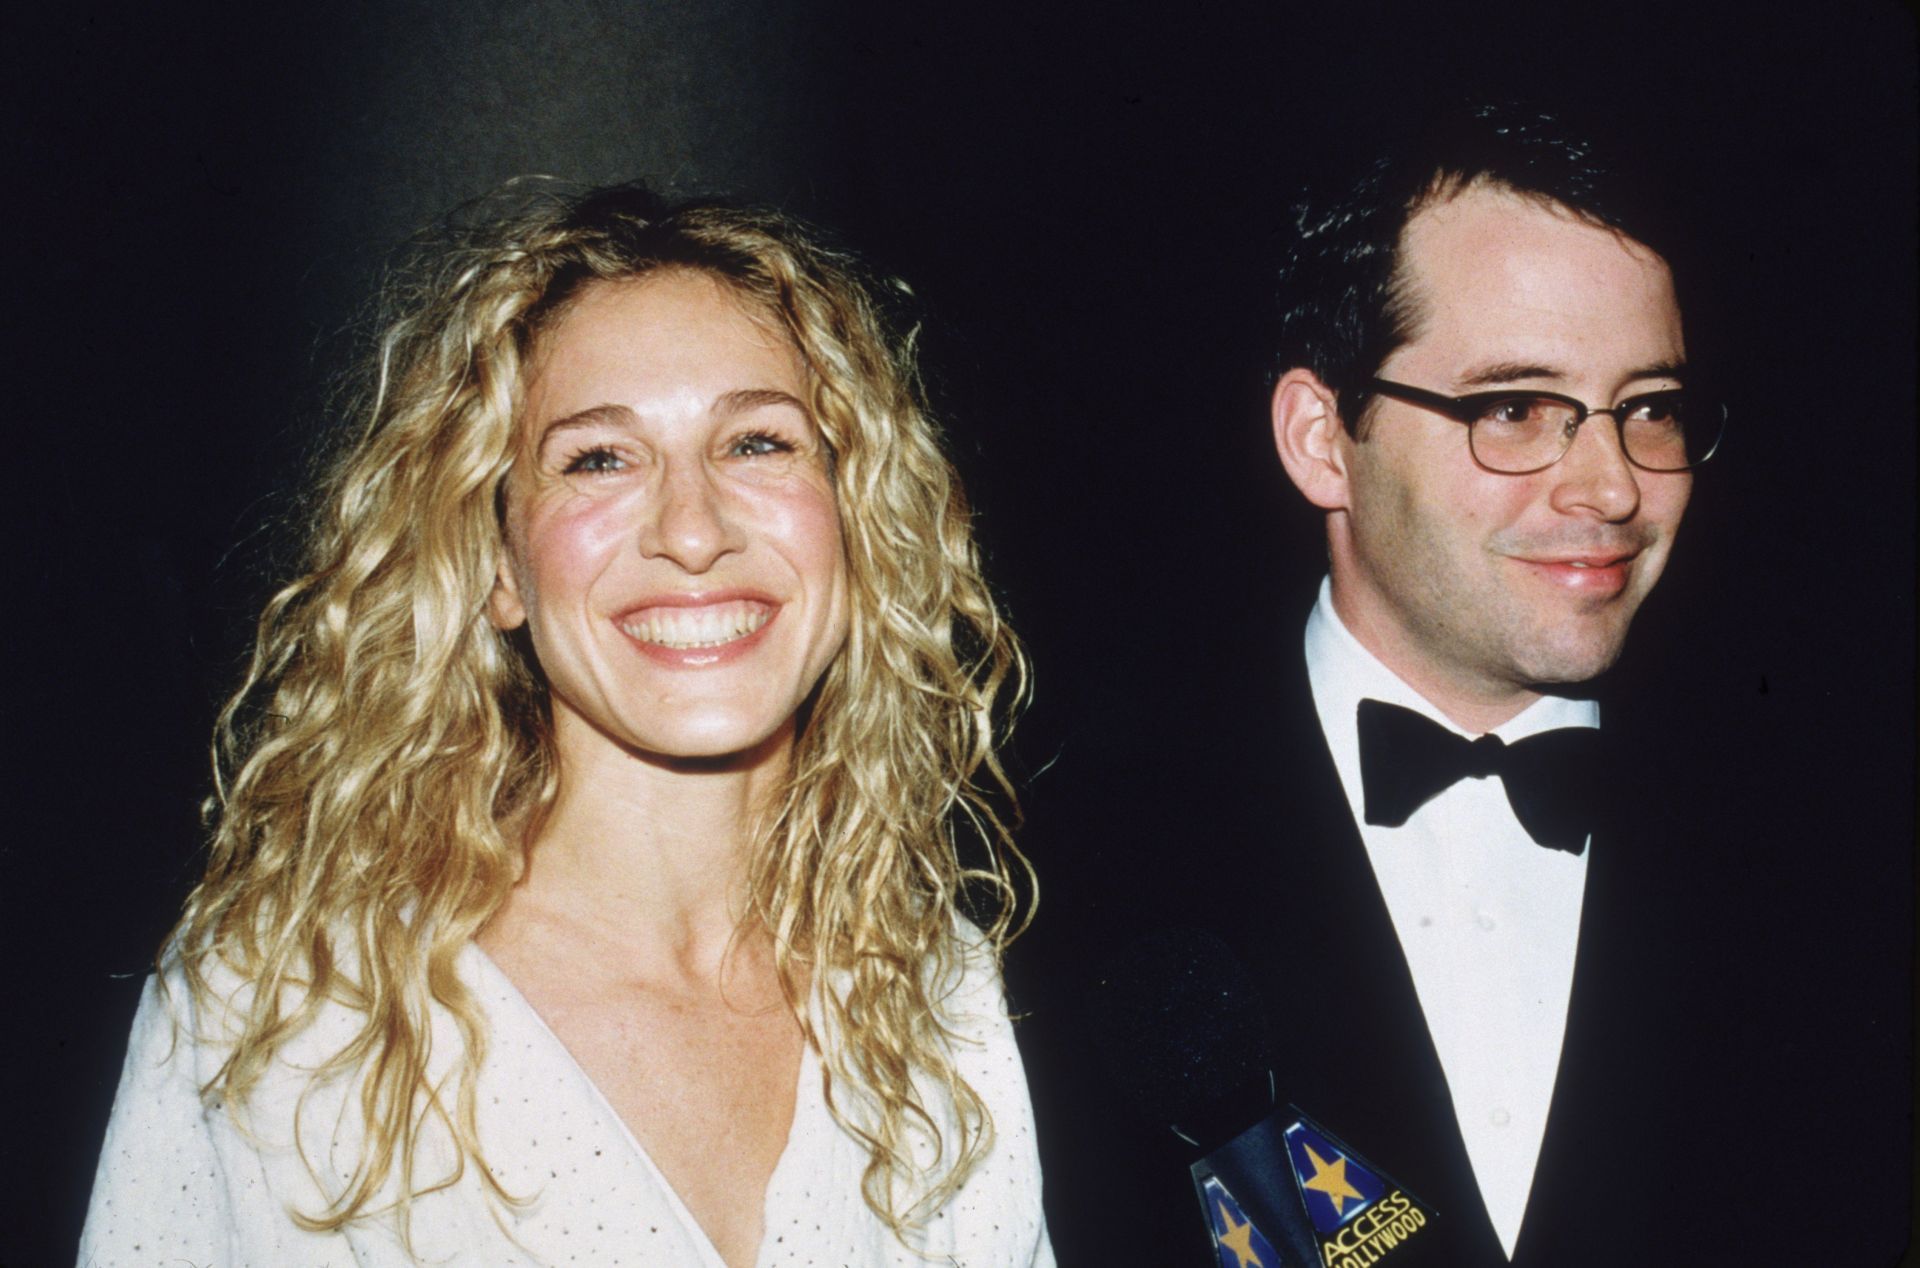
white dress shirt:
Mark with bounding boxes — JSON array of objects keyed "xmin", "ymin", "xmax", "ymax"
[
  {"xmin": 81, "ymin": 933, "xmax": 1053, "ymax": 1267},
  {"xmin": 1303, "ymin": 578, "xmax": 1593, "ymax": 1259}
]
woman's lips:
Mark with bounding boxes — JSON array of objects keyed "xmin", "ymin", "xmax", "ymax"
[
  {"xmin": 614, "ymin": 595, "xmax": 777, "ymax": 665},
  {"xmin": 618, "ymin": 598, "xmax": 772, "ymax": 648}
]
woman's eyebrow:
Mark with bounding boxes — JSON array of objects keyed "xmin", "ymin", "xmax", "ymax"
[
  {"xmin": 536, "ymin": 403, "xmax": 636, "ymax": 447},
  {"xmin": 714, "ymin": 387, "xmax": 808, "ymax": 417},
  {"xmin": 535, "ymin": 390, "xmax": 807, "ymax": 449}
]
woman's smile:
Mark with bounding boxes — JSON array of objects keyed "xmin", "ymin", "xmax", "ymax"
[{"xmin": 614, "ymin": 595, "xmax": 780, "ymax": 667}]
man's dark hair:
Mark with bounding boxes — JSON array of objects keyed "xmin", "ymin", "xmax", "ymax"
[{"xmin": 1274, "ymin": 99, "xmax": 1676, "ymax": 431}]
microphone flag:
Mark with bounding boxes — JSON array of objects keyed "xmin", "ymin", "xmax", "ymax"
[
  {"xmin": 1282, "ymin": 1113, "xmax": 1435, "ymax": 1266},
  {"xmin": 1199, "ymin": 1174, "xmax": 1284, "ymax": 1268},
  {"xmin": 1189, "ymin": 1114, "xmax": 1320, "ymax": 1267},
  {"xmin": 1191, "ymin": 1110, "xmax": 1437, "ymax": 1268},
  {"xmin": 1283, "ymin": 1118, "xmax": 1388, "ymax": 1233}
]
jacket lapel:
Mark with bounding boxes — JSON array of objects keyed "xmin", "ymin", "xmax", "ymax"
[
  {"xmin": 1508, "ymin": 800, "xmax": 1623, "ymax": 1263},
  {"xmin": 1203, "ymin": 637, "xmax": 1508, "ymax": 1265},
  {"xmin": 1507, "ymin": 699, "xmax": 1713, "ymax": 1264}
]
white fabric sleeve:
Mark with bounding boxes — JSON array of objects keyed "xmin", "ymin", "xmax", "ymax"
[{"xmin": 78, "ymin": 972, "xmax": 234, "ymax": 1267}]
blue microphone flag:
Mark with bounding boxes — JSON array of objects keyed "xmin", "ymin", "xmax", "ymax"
[
  {"xmin": 1192, "ymin": 1110, "xmax": 1437, "ymax": 1268},
  {"xmin": 1281, "ymin": 1113, "xmax": 1435, "ymax": 1265},
  {"xmin": 1199, "ymin": 1174, "xmax": 1286, "ymax": 1268},
  {"xmin": 1281, "ymin": 1119, "xmax": 1389, "ymax": 1233}
]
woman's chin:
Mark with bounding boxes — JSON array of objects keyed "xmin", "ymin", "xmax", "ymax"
[
  {"xmin": 548, "ymin": 689, "xmax": 803, "ymax": 773},
  {"xmin": 615, "ymin": 713, "xmax": 800, "ymax": 771}
]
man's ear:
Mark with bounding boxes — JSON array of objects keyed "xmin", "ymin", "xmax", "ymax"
[
  {"xmin": 487, "ymin": 553, "xmax": 528, "ymax": 631},
  {"xmin": 1271, "ymin": 368, "xmax": 1353, "ymax": 511}
]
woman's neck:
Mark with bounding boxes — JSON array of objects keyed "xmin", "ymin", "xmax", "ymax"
[{"xmin": 509, "ymin": 710, "xmax": 796, "ymax": 978}]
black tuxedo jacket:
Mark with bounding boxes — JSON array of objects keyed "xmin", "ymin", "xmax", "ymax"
[{"xmin": 1011, "ymin": 589, "xmax": 1903, "ymax": 1266}]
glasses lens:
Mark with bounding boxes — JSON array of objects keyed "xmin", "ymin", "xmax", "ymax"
[
  {"xmin": 1469, "ymin": 396, "xmax": 1579, "ymax": 472},
  {"xmin": 1621, "ymin": 390, "xmax": 1723, "ymax": 470}
]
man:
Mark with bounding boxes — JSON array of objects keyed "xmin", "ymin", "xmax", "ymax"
[
  {"xmin": 1019, "ymin": 102, "xmax": 1812, "ymax": 1266},
  {"xmin": 1253, "ymin": 103, "xmax": 1708, "ymax": 1263}
]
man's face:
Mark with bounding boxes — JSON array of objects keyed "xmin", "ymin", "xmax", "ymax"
[{"xmin": 1328, "ymin": 183, "xmax": 1692, "ymax": 710}]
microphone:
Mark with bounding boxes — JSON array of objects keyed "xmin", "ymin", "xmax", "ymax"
[{"xmin": 1091, "ymin": 928, "xmax": 1436, "ymax": 1268}]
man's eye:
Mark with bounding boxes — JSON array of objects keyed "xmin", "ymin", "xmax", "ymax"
[
  {"xmin": 1480, "ymin": 397, "xmax": 1547, "ymax": 426},
  {"xmin": 561, "ymin": 446, "xmax": 626, "ymax": 475},
  {"xmin": 1627, "ymin": 394, "xmax": 1685, "ymax": 425},
  {"xmin": 730, "ymin": 431, "xmax": 794, "ymax": 458}
]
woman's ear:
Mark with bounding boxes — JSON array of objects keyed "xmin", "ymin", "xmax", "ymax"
[
  {"xmin": 488, "ymin": 553, "xmax": 528, "ymax": 631},
  {"xmin": 1271, "ymin": 368, "xmax": 1353, "ymax": 511}
]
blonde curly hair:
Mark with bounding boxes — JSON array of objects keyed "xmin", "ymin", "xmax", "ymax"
[{"xmin": 169, "ymin": 183, "xmax": 1030, "ymax": 1241}]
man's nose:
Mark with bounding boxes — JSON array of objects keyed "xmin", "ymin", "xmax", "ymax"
[
  {"xmin": 639, "ymin": 460, "xmax": 740, "ymax": 572},
  {"xmin": 1548, "ymin": 414, "xmax": 1642, "ymax": 521}
]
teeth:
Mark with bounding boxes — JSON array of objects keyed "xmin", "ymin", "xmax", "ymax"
[
  {"xmin": 620, "ymin": 601, "xmax": 770, "ymax": 649},
  {"xmin": 1570, "ymin": 562, "xmax": 1593, "ymax": 568}
]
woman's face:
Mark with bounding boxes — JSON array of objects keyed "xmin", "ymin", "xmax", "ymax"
[{"xmin": 491, "ymin": 270, "xmax": 849, "ymax": 764}]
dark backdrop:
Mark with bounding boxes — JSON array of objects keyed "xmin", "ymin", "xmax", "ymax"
[{"xmin": 8, "ymin": 3, "xmax": 1913, "ymax": 1264}]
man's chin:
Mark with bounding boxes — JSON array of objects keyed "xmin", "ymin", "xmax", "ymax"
[{"xmin": 1511, "ymin": 626, "xmax": 1631, "ymax": 692}]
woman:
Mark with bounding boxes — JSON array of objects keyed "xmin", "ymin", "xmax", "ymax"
[{"xmin": 81, "ymin": 186, "xmax": 1051, "ymax": 1266}]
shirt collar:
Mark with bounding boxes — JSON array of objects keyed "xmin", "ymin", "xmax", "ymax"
[{"xmin": 1304, "ymin": 576, "xmax": 1599, "ymax": 794}]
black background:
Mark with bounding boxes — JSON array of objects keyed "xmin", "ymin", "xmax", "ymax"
[{"xmin": 8, "ymin": 3, "xmax": 1913, "ymax": 1264}]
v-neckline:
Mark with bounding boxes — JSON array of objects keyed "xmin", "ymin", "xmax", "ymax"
[{"xmin": 462, "ymin": 940, "xmax": 819, "ymax": 1268}]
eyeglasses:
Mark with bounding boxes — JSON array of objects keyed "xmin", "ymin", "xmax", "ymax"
[{"xmin": 1362, "ymin": 378, "xmax": 1725, "ymax": 474}]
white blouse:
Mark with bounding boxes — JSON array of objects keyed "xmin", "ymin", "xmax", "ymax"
[{"xmin": 80, "ymin": 938, "xmax": 1053, "ymax": 1267}]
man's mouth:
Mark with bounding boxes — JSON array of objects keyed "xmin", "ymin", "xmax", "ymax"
[
  {"xmin": 1516, "ymin": 552, "xmax": 1638, "ymax": 594},
  {"xmin": 1543, "ymin": 553, "xmax": 1635, "ymax": 572},
  {"xmin": 618, "ymin": 600, "xmax": 773, "ymax": 649}
]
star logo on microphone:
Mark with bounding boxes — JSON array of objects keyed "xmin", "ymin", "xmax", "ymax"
[
  {"xmin": 1300, "ymin": 1142, "xmax": 1365, "ymax": 1215},
  {"xmin": 1281, "ymin": 1115, "xmax": 1433, "ymax": 1267},
  {"xmin": 1199, "ymin": 1174, "xmax": 1281, "ymax": 1268},
  {"xmin": 1283, "ymin": 1122, "xmax": 1385, "ymax": 1230}
]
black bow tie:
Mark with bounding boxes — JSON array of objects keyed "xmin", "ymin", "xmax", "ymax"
[{"xmin": 1355, "ymin": 698, "xmax": 1601, "ymax": 854}]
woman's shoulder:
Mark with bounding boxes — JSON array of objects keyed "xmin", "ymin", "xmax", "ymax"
[
  {"xmin": 148, "ymin": 937, "xmax": 383, "ymax": 1062},
  {"xmin": 139, "ymin": 931, "xmax": 512, "ymax": 1123},
  {"xmin": 119, "ymin": 947, "xmax": 264, "ymax": 1080},
  {"xmin": 922, "ymin": 916, "xmax": 1028, "ymax": 1078}
]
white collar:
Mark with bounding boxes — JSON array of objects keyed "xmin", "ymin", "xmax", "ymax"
[{"xmin": 1303, "ymin": 576, "xmax": 1599, "ymax": 810}]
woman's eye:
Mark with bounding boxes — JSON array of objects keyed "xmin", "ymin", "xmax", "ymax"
[
  {"xmin": 561, "ymin": 446, "xmax": 626, "ymax": 475},
  {"xmin": 730, "ymin": 431, "xmax": 794, "ymax": 458}
]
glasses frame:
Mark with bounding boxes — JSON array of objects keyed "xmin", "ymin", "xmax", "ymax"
[{"xmin": 1361, "ymin": 377, "xmax": 1725, "ymax": 474}]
